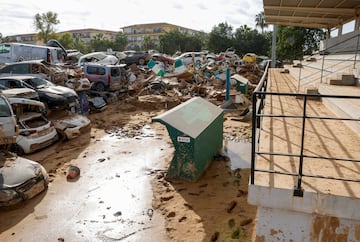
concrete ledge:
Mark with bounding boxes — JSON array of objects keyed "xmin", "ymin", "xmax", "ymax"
[{"xmin": 248, "ymin": 184, "xmax": 360, "ymax": 220}]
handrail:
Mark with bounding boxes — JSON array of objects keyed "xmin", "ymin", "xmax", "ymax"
[
  {"xmin": 250, "ymin": 69, "xmax": 360, "ymax": 197},
  {"xmin": 296, "ymin": 32, "xmax": 360, "ymax": 89}
]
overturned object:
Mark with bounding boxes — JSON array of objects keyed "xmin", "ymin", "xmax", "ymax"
[
  {"xmin": 152, "ymin": 97, "xmax": 223, "ymax": 181},
  {"xmin": 67, "ymin": 165, "xmax": 80, "ymax": 179}
]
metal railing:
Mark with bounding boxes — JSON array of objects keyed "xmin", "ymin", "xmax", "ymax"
[
  {"xmin": 297, "ymin": 32, "xmax": 360, "ymax": 89},
  {"xmin": 250, "ymin": 62, "xmax": 360, "ymax": 197}
]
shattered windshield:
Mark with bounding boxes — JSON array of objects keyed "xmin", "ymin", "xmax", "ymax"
[{"xmin": 26, "ymin": 78, "xmax": 54, "ymax": 88}]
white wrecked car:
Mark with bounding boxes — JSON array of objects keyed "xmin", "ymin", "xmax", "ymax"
[
  {"xmin": 52, "ymin": 113, "xmax": 91, "ymax": 140},
  {"xmin": 0, "ymin": 151, "xmax": 49, "ymax": 207},
  {"xmin": 9, "ymin": 98, "xmax": 59, "ymax": 155}
]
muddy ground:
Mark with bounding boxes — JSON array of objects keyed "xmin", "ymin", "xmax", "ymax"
[{"xmin": 4, "ymin": 94, "xmax": 257, "ymax": 242}]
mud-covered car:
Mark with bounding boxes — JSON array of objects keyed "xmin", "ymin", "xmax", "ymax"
[
  {"xmin": 118, "ymin": 50, "xmax": 149, "ymax": 65},
  {"xmin": 0, "ymin": 60, "xmax": 68, "ymax": 85},
  {"xmin": 0, "ymin": 151, "xmax": 49, "ymax": 207},
  {"xmin": 9, "ymin": 98, "xmax": 59, "ymax": 155},
  {"xmin": 52, "ymin": 113, "xmax": 91, "ymax": 140},
  {"xmin": 0, "ymin": 84, "xmax": 39, "ymax": 100},
  {"xmin": 0, "ymin": 94, "xmax": 18, "ymax": 146},
  {"xmin": 83, "ymin": 63, "xmax": 128, "ymax": 91},
  {"xmin": 0, "ymin": 75, "xmax": 78, "ymax": 111}
]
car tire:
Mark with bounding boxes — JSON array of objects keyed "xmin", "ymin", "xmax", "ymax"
[
  {"xmin": 138, "ymin": 58, "xmax": 145, "ymax": 65},
  {"xmin": 11, "ymin": 144, "xmax": 25, "ymax": 156},
  {"xmin": 94, "ymin": 82, "xmax": 106, "ymax": 92}
]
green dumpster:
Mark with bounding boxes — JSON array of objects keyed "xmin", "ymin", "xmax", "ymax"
[
  {"xmin": 231, "ymin": 74, "xmax": 249, "ymax": 94},
  {"xmin": 152, "ymin": 97, "xmax": 224, "ymax": 181}
]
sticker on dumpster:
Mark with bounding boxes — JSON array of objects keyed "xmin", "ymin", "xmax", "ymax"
[{"xmin": 177, "ymin": 136, "xmax": 190, "ymax": 143}]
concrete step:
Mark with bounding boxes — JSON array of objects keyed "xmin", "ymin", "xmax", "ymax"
[{"xmin": 318, "ymin": 83, "xmax": 360, "ymax": 135}]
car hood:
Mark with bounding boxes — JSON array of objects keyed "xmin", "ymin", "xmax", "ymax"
[
  {"xmin": 39, "ymin": 85, "xmax": 77, "ymax": 96},
  {"xmin": 0, "ymin": 154, "xmax": 48, "ymax": 189},
  {"xmin": 53, "ymin": 114, "xmax": 90, "ymax": 130},
  {"xmin": 2, "ymin": 88, "xmax": 38, "ymax": 99}
]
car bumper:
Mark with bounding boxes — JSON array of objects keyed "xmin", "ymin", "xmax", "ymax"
[{"xmin": 17, "ymin": 128, "xmax": 59, "ymax": 154}]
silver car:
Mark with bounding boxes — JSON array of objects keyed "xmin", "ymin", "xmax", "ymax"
[{"xmin": 0, "ymin": 151, "xmax": 49, "ymax": 207}]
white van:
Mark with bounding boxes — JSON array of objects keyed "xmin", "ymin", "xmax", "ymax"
[
  {"xmin": 0, "ymin": 43, "xmax": 64, "ymax": 64},
  {"xmin": 0, "ymin": 94, "xmax": 18, "ymax": 146}
]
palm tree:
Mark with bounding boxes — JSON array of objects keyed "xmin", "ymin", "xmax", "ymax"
[{"xmin": 255, "ymin": 11, "xmax": 268, "ymax": 34}]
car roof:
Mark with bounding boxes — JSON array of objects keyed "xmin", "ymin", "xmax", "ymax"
[
  {"xmin": 0, "ymin": 74, "xmax": 39, "ymax": 80},
  {"xmin": 83, "ymin": 63, "xmax": 127, "ymax": 68},
  {"xmin": 2, "ymin": 60, "xmax": 44, "ymax": 65}
]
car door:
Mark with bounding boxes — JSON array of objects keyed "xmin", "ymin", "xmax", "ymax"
[
  {"xmin": 109, "ymin": 67, "xmax": 121, "ymax": 90},
  {"xmin": 0, "ymin": 95, "xmax": 18, "ymax": 145}
]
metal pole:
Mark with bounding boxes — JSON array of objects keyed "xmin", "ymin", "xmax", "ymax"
[
  {"xmin": 320, "ymin": 54, "xmax": 325, "ymax": 83},
  {"xmin": 225, "ymin": 68, "xmax": 230, "ymax": 101},
  {"xmin": 251, "ymin": 92, "xmax": 257, "ymax": 184},
  {"xmin": 297, "ymin": 59, "xmax": 302, "ymax": 93},
  {"xmin": 294, "ymin": 96, "xmax": 307, "ymax": 197},
  {"xmin": 271, "ymin": 25, "xmax": 277, "ymax": 68}
]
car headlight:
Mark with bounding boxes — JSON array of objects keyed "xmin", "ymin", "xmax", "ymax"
[{"xmin": 0, "ymin": 189, "xmax": 18, "ymax": 202}]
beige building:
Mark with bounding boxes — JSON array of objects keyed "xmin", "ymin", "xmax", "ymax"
[
  {"xmin": 6, "ymin": 28, "xmax": 118, "ymax": 45},
  {"xmin": 5, "ymin": 23, "xmax": 200, "ymax": 49},
  {"xmin": 121, "ymin": 22, "xmax": 201, "ymax": 49}
]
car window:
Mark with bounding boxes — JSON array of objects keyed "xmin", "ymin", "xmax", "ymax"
[
  {"xmin": 110, "ymin": 67, "xmax": 120, "ymax": 77},
  {"xmin": 86, "ymin": 66, "xmax": 105, "ymax": 75},
  {"xmin": 24, "ymin": 77, "xmax": 51, "ymax": 88},
  {"xmin": 8, "ymin": 79, "xmax": 22, "ymax": 88},
  {"xmin": 98, "ymin": 67, "xmax": 105, "ymax": 75},
  {"xmin": 0, "ymin": 96, "xmax": 11, "ymax": 117},
  {"xmin": 0, "ymin": 79, "xmax": 9, "ymax": 87},
  {"xmin": 6, "ymin": 64, "xmax": 30, "ymax": 74}
]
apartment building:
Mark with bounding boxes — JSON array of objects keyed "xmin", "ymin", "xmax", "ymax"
[
  {"xmin": 121, "ymin": 22, "xmax": 201, "ymax": 49},
  {"xmin": 5, "ymin": 23, "xmax": 200, "ymax": 49},
  {"xmin": 6, "ymin": 28, "xmax": 118, "ymax": 45}
]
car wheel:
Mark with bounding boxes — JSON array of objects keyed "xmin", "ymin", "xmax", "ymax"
[
  {"xmin": 57, "ymin": 129, "xmax": 68, "ymax": 141},
  {"xmin": 11, "ymin": 144, "xmax": 25, "ymax": 156},
  {"xmin": 138, "ymin": 58, "xmax": 145, "ymax": 65},
  {"xmin": 94, "ymin": 82, "xmax": 105, "ymax": 92}
]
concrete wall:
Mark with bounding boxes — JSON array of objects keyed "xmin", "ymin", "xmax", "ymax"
[
  {"xmin": 321, "ymin": 30, "xmax": 360, "ymax": 54},
  {"xmin": 248, "ymin": 185, "xmax": 360, "ymax": 241}
]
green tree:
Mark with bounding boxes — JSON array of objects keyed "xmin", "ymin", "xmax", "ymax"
[
  {"xmin": 142, "ymin": 35, "xmax": 157, "ymax": 50},
  {"xmin": 206, "ymin": 22, "xmax": 234, "ymax": 53},
  {"xmin": 89, "ymin": 33, "xmax": 113, "ymax": 52},
  {"xmin": 57, "ymin": 33, "xmax": 74, "ymax": 49},
  {"xmin": 234, "ymin": 25, "xmax": 270, "ymax": 57},
  {"xmin": 112, "ymin": 31, "xmax": 128, "ymax": 51},
  {"xmin": 276, "ymin": 26, "xmax": 325, "ymax": 61},
  {"xmin": 34, "ymin": 11, "xmax": 60, "ymax": 43},
  {"xmin": 255, "ymin": 11, "xmax": 268, "ymax": 34},
  {"xmin": 73, "ymin": 37, "xmax": 88, "ymax": 53}
]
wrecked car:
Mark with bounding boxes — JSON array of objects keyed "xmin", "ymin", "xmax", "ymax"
[
  {"xmin": 83, "ymin": 63, "xmax": 128, "ymax": 91},
  {"xmin": 173, "ymin": 52, "xmax": 204, "ymax": 66},
  {"xmin": 0, "ymin": 94, "xmax": 18, "ymax": 147},
  {"xmin": 78, "ymin": 52, "xmax": 119, "ymax": 68},
  {"xmin": 0, "ymin": 151, "xmax": 49, "ymax": 207},
  {"xmin": 118, "ymin": 50, "xmax": 149, "ymax": 65},
  {"xmin": 0, "ymin": 84, "xmax": 39, "ymax": 100},
  {"xmin": 50, "ymin": 111, "xmax": 91, "ymax": 140},
  {"xmin": 0, "ymin": 60, "xmax": 68, "ymax": 85},
  {"xmin": 0, "ymin": 75, "xmax": 78, "ymax": 112},
  {"xmin": 9, "ymin": 98, "xmax": 59, "ymax": 155}
]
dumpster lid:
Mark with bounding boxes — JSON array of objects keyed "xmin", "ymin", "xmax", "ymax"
[
  {"xmin": 231, "ymin": 74, "xmax": 249, "ymax": 85},
  {"xmin": 152, "ymin": 97, "xmax": 223, "ymax": 138}
]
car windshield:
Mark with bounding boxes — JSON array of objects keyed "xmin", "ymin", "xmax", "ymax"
[
  {"xmin": 26, "ymin": 78, "xmax": 53, "ymax": 88},
  {"xmin": 0, "ymin": 97, "xmax": 11, "ymax": 117}
]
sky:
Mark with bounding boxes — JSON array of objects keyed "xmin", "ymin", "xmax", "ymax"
[{"xmin": 0, "ymin": 0, "xmax": 264, "ymax": 37}]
